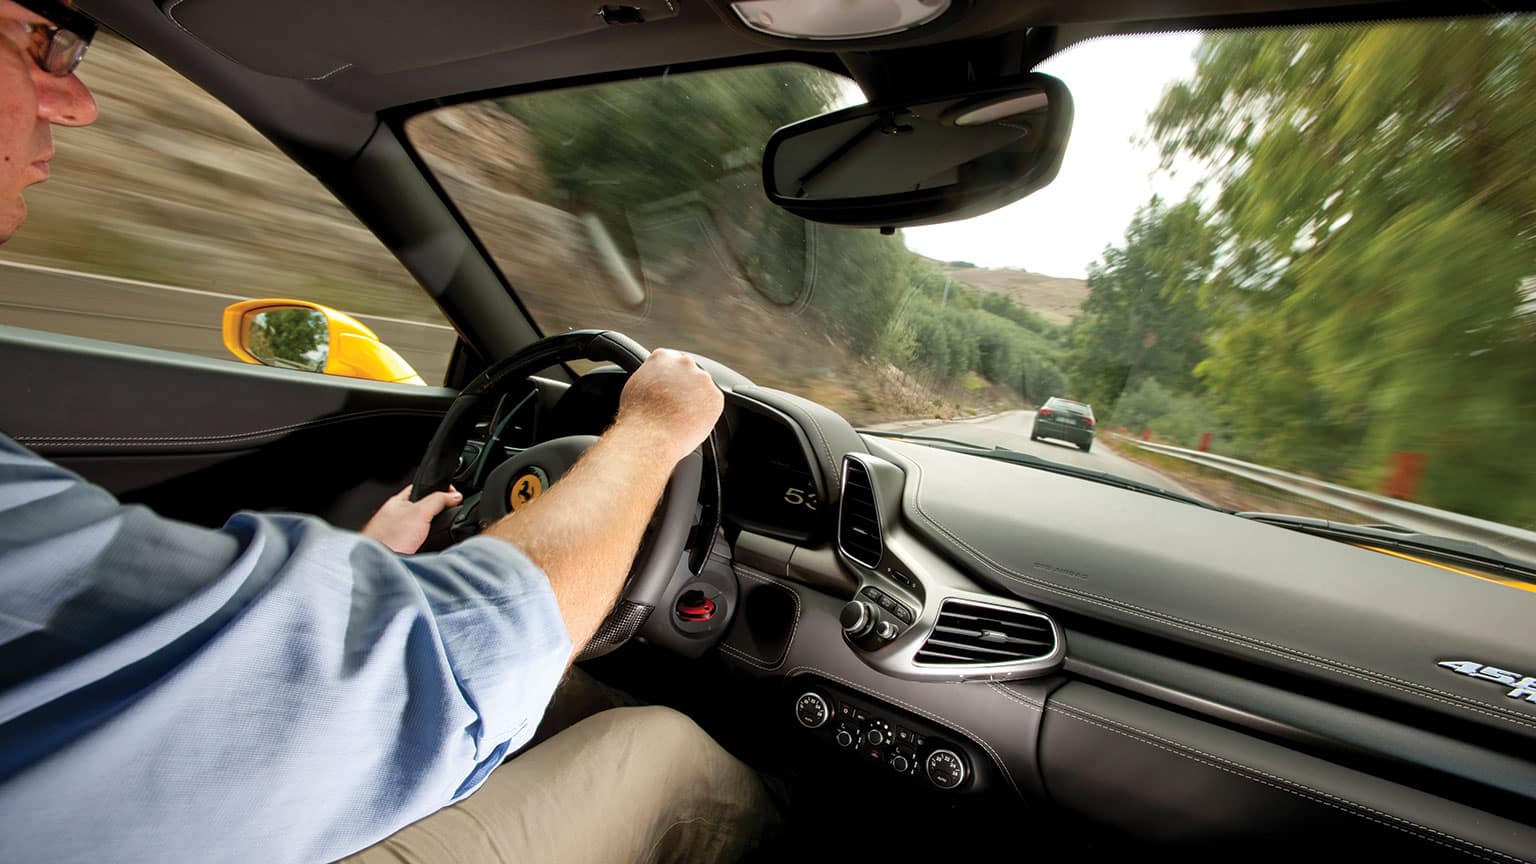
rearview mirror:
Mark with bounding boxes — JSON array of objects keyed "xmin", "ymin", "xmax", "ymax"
[
  {"xmin": 221, "ymin": 299, "xmax": 426, "ymax": 385},
  {"xmin": 763, "ymin": 74, "xmax": 1072, "ymax": 229}
]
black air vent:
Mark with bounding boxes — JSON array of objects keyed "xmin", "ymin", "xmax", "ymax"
[
  {"xmin": 839, "ymin": 459, "xmax": 883, "ymax": 568},
  {"xmin": 916, "ymin": 600, "xmax": 1057, "ymax": 665}
]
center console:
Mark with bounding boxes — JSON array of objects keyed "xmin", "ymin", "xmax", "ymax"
[{"xmin": 789, "ymin": 678, "xmax": 989, "ymax": 793}]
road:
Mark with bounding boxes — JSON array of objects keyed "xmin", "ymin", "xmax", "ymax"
[
  {"xmin": 0, "ymin": 262, "xmax": 1217, "ymax": 501},
  {"xmin": 0, "ymin": 259, "xmax": 455, "ymax": 384},
  {"xmin": 873, "ymin": 410, "xmax": 1199, "ymax": 498}
]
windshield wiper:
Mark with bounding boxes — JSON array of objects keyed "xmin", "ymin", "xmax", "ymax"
[
  {"xmin": 1235, "ymin": 512, "xmax": 1536, "ymax": 580},
  {"xmin": 858, "ymin": 430, "xmax": 1225, "ymax": 512}
]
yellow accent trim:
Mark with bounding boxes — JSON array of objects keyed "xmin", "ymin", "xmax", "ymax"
[{"xmin": 1356, "ymin": 544, "xmax": 1536, "ymax": 594}]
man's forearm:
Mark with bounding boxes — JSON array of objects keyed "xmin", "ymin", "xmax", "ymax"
[{"xmin": 483, "ymin": 416, "xmax": 679, "ymax": 656}]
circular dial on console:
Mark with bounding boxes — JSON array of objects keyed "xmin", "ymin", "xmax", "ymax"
[
  {"xmin": 925, "ymin": 749, "xmax": 967, "ymax": 790},
  {"xmin": 839, "ymin": 600, "xmax": 876, "ymax": 639},
  {"xmin": 794, "ymin": 692, "xmax": 830, "ymax": 729}
]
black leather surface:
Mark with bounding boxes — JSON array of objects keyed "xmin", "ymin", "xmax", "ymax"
[
  {"xmin": 0, "ymin": 326, "xmax": 455, "ymax": 455},
  {"xmin": 732, "ymin": 385, "xmax": 868, "ymax": 510},
  {"xmin": 1041, "ymin": 682, "xmax": 1536, "ymax": 861},
  {"xmin": 0, "ymin": 326, "xmax": 453, "ymax": 528},
  {"xmin": 869, "ymin": 437, "xmax": 1536, "ymax": 747}
]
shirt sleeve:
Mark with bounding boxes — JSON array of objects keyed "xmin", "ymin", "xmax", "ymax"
[{"xmin": 0, "ymin": 435, "xmax": 574, "ymax": 864}]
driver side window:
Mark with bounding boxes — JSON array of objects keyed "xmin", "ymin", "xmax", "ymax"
[{"xmin": 0, "ymin": 32, "xmax": 456, "ymax": 385}]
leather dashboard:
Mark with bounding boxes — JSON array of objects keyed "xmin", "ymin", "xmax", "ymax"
[{"xmin": 867, "ymin": 437, "xmax": 1536, "ymax": 746}]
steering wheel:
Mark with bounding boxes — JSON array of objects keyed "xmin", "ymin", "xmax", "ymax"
[{"xmin": 409, "ymin": 330, "xmax": 706, "ymax": 661}]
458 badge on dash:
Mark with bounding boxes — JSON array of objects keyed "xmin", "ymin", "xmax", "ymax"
[{"xmin": 1439, "ymin": 661, "xmax": 1536, "ymax": 704}]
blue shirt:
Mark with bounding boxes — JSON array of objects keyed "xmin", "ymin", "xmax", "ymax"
[{"xmin": 0, "ymin": 434, "xmax": 573, "ymax": 862}]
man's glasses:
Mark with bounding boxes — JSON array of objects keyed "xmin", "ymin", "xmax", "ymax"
[{"xmin": 11, "ymin": 0, "xmax": 96, "ymax": 76}]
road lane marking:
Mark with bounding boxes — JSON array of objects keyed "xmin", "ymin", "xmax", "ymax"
[{"xmin": 0, "ymin": 258, "xmax": 455, "ymax": 331}]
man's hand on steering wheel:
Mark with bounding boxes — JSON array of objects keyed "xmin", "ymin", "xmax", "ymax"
[
  {"xmin": 614, "ymin": 348, "xmax": 725, "ymax": 464},
  {"xmin": 407, "ymin": 334, "xmax": 724, "ymax": 661},
  {"xmin": 363, "ymin": 484, "xmax": 464, "ymax": 554}
]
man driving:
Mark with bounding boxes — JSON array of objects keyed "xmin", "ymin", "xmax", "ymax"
[{"xmin": 0, "ymin": 1, "xmax": 775, "ymax": 861}]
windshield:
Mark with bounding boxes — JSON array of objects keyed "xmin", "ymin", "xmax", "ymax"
[{"xmin": 406, "ymin": 17, "xmax": 1536, "ymax": 558}]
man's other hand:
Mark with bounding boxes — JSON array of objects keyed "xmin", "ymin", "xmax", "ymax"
[
  {"xmin": 615, "ymin": 348, "xmax": 724, "ymax": 465},
  {"xmin": 363, "ymin": 485, "xmax": 462, "ymax": 554}
]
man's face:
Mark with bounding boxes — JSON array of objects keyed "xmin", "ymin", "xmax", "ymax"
[{"xmin": 0, "ymin": 0, "xmax": 96, "ymax": 243}]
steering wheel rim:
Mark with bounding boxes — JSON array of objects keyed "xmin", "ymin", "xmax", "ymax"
[{"xmin": 411, "ymin": 329, "xmax": 707, "ymax": 661}]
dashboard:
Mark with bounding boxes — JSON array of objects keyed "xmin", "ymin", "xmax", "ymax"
[
  {"xmin": 719, "ymin": 397, "xmax": 826, "ymax": 544},
  {"xmin": 455, "ymin": 363, "xmax": 1536, "ymax": 862}
]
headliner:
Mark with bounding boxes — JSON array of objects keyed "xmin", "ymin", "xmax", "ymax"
[{"xmin": 76, "ymin": 0, "xmax": 1531, "ymax": 165}]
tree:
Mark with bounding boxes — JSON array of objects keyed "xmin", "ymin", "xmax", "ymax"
[
  {"xmin": 1066, "ymin": 198, "xmax": 1215, "ymax": 413},
  {"xmin": 1148, "ymin": 19, "xmax": 1536, "ymax": 523}
]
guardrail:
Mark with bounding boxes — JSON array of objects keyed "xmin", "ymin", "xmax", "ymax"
[{"xmin": 1121, "ymin": 437, "xmax": 1536, "ymax": 563}]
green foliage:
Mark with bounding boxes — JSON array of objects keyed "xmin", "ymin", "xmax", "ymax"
[
  {"xmin": 1065, "ymin": 197, "xmax": 1215, "ymax": 413},
  {"xmin": 507, "ymin": 63, "xmax": 1074, "ymax": 407},
  {"xmin": 1138, "ymin": 19, "xmax": 1536, "ymax": 525},
  {"xmin": 247, "ymin": 309, "xmax": 328, "ymax": 372},
  {"xmin": 1111, "ymin": 379, "xmax": 1230, "ymax": 450}
]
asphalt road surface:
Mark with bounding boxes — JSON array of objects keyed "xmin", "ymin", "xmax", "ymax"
[
  {"xmin": 874, "ymin": 410, "xmax": 1200, "ymax": 499},
  {"xmin": 0, "ymin": 261, "xmax": 1198, "ymax": 501},
  {"xmin": 0, "ymin": 259, "xmax": 456, "ymax": 384}
]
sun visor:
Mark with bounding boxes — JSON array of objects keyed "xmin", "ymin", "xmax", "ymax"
[{"xmin": 161, "ymin": 0, "xmax": 681, "ymax": 80}]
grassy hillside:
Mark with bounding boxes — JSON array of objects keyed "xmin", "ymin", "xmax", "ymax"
[{"xmin": 936, "ymin": 263, "xmax": 1088, "ymax": 326}]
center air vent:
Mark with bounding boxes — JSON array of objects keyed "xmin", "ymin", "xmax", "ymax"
[
  {"xmin": 838, "ymin": 459, "xmax": 883, "ymax": 568},
  {"xmin": 916, "ymin": 599, "xmax": 1057, "ymax": 665}
]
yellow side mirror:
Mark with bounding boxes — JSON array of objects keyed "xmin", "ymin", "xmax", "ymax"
[{"xmin": 221, "ymin": 299, "xmax": 426, "ymax": 385}]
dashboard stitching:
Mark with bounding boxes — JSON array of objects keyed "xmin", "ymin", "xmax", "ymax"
[
  {"xmin": 902, "ymin": 462, "xmax": 1536, "ymax": 734},
  {"xmin": 15, "ymin": 409, "xmax": 447, "ymax": 446},
  {"xmin": 717, "ymin": 566, "xmax": 801, "ymax": 670},
  {"xmin": 1047, "ymin": 703, "xmax": 1525, "ymax": 863},
  {"xmin": 785, "ymin": 665, "xmax": 1029, "ymax": 800},
  {"xmin": 785, "ymin": 401, "xmax": 837, "ymax": 496},
  {"xmin": 987, "ymin": 683, "xmax": 1046, "ymax": 710}
]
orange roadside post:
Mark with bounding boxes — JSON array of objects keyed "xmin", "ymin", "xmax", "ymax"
[{"xmin": 1383, "ymin": 452, "xmax": 1427, "ymax": 500}]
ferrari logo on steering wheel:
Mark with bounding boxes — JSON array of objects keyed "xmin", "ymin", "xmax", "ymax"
[{"xmin": 509, "ymin": 471, "xmax": 545, "ymax": 511}]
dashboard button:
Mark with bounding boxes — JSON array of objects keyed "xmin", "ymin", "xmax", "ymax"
[
  {"xmin": 862, "ymin": 586, "xmax": 885, "ymax": 602},
  {"xmin": 891, "ymin": 604, "xmax": 913, "ymax": 623}
]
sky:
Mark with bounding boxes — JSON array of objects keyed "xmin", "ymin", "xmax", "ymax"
[{"xmin": 903, "ymin": 33, "xmax": 1203, "ymax": 279}]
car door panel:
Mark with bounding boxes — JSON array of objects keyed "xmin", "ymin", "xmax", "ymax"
[{"xmin": 0, "ymin": 325, "xmax": 455, "ymax": 529}]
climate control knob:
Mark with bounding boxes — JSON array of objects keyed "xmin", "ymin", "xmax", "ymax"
[
  {"xmin": 835, "ymin": 730, "xmax": 854, "ymax": 748},
  {"xmin": 925, "ymin": 749, "xmax": 967, "ymax": 790},
  {"xmin": 839, "ymin": 600, "xmax": 876, "ymax": 639},
  {"xmin": 867, "ymin": 728, "xmax": 886, "ymax": 746},
  {"xmin": 890, "ymin": 754, "xmax": 910, "ymax": 774},
  {"xmin": 794, "ymin": 692, "xmax": 830, "ymax": 729}
]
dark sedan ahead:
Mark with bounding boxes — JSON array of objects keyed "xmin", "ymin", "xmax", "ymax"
[{"xmin": 1031, "ymin": 397, "xmax": 1096, "ymax": 451}]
